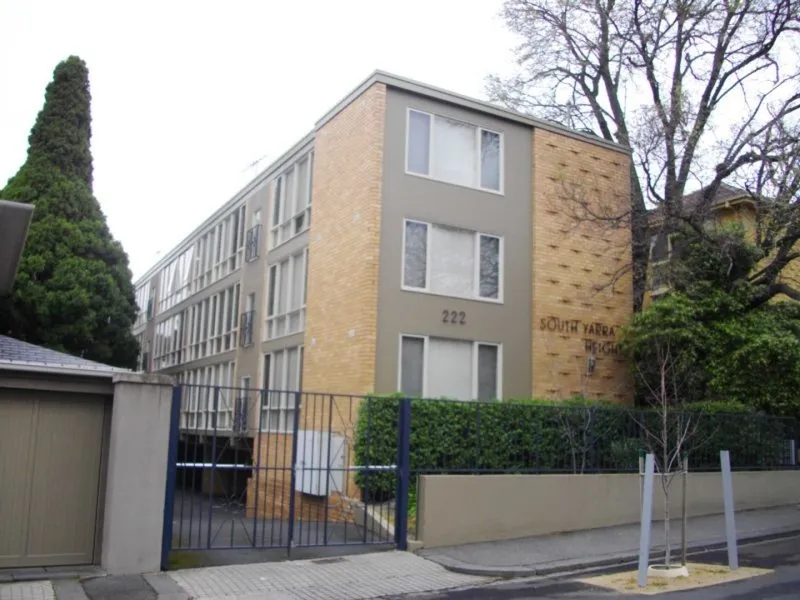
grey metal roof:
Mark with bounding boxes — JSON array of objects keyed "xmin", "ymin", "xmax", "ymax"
[{"xmin": 0, "ymin": 335, "xmax": 132, "ymax": 378}]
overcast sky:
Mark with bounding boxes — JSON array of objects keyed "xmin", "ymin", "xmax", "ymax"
[{"xmin": 0, "ymin": 0, "xmax": 518, "ymax": 280}]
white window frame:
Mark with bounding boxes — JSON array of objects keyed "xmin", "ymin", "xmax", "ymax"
[
  {"xmin": 261, "ymin": 346, "xmax": 303, "ymax": 432},
  {"xmin": 269, "ymin": 152, "xmax": 314, "ymax": 250},
  {"xmin": 401, "ymin": 218, "xmax": 504, "ymax": 303},
  {"xmin": 397, "ymin": 335, "xmax": 502, "ymax": 401},
  {"xmin": 405, "ymin": 108, "xmax": 504, "ymax": 194},
  {"xmin": 265, "ymin": 248, "xmax": 308, "ymax": 341}
]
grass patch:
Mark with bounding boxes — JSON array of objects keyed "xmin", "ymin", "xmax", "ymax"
[{"xmin": 168, "ymin": 550, "xmax": 205, "ymax": 570}]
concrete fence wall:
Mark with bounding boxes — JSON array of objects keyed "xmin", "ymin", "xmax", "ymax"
[{"xmin": 416, "ymin": 471, "xmax": 800, "ymax": 549}]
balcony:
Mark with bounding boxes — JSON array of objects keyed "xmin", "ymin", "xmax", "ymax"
[
  {"xmin": 239, "ymin": 310, "xmax": 255, "ymax": 347},
  {"xmin": 245, "ymin": 224, "xmax": 261, "ymax": 262},
  {"xmin": 140, "ymin": 352, "xmax": 150, "ymax": 372},
  {"xmin": 233, "ymin": 395, "xmax": 249, "ymax": 435}
]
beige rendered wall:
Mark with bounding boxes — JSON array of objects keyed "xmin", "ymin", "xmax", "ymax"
[
  {"xmin": 101, "ymin": 373, "xmax": 174, "ymax": 575},
  {"xmin": 416, "ymin": 472, "xmax": 800, "ymax": 548},
  {"xmin": 531, "ymin": 130, "xmax": 633, "ymax": 402}
]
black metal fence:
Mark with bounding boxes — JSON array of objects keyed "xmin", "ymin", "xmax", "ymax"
[
  {"xmin": 161, "ymin": 389, "xmax": 798, "ymax": 567},
  {"xmin": 161, "ymin": 387, "xmax": 406, "ymax": 569}
]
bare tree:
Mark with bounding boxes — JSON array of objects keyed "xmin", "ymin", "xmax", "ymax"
[
  {"xmin": 632, "ymin": 341, "xmax": 698, "ymax": 568},
  {"xmin": 489, "ymin": 0, "xmax": 800, "ymax": 310}
]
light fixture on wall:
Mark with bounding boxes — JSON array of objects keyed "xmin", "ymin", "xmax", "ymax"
[{"xmin": 587, "ymin": 353, "xmax": 597, "ymax": 376}]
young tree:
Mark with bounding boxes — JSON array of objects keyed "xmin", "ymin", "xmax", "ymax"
[
  {"xmin": 489, "ymin": 1, "xmax": 800, "ymax": 310},
  {"xmin": 630, "ymin": 340, "xmax": 697, "ymax": 569},
  {"xmin": 0, "ymin": 56, "xmax": 139, "ymax": 369}
]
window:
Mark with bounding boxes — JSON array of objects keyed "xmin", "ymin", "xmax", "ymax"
[
  {"xmin": 265, "ymin": 249, "xmax": 308, "ymax": 340},
  {"xmin": 261, "ymin": 347, "xmax": 302, "ymax": 432},
  {"xmin": 399, "ymin": 335, "xmax": 501, "ymax": 401},
  {"xmin": 179, "ymin": 362, "xmax": 236, "ymax": 431},
  {"xmin": 406, "ymin": 109, "xmax": 502, "ymax": 192},
  {"xmin": 649, "ymin": 232, "xmax": 685, "ymax": 293},
  {"xmin": 270, "ymin": 152, "xmax": 314, "ymax": 248},
  {"xmin": 403, "ymin": 220, "xmax": 502, "ymax": 301}
]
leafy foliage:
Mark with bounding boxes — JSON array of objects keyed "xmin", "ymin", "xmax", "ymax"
[
  {"xmin": 0, "ymin": 56, "xmax": 139, "ymax": 368},
  {"xmin": 353, "ymin": 395, "xmax": 793, "ymax": 501},
  {"xmin": 622, "ymin": 230, "xmax": 800, "ymax": 418}
]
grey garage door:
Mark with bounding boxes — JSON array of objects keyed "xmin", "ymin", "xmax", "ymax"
[{"xmin": 0, "ymin": 388, "xmax": 106, "ymax": 568}]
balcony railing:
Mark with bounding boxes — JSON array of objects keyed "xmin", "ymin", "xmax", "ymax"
[
  {"xmin": 245, "ymin": 224, "xmax": 261, "ymax": 262},
  {"xmin": 239, "ymin": 310, "xmax": 255, "ymax": 347},
  {"xmin": 233, "ymin": 395, "xmax": 248, "ymax": 435},
  {"xmin": 141, "ymin": 352, "xmax": 150, "ymax": 372}
]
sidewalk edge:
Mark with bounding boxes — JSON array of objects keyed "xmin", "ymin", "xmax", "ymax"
[{"xmin": 424, "ymin": 529, "xmax": 800, "ymax": 579}]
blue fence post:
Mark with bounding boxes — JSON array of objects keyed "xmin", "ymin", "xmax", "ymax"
[
  {"xmin": 395, "ymin": 397, "xmax": 411, "ymax": 551},
  {"xmin": 160, "ymin": 384, "xmax": 182, "ymax": 571},
  {"xmin": 286, "ymin": 391, "xmax": 302, "ymax": 557}
]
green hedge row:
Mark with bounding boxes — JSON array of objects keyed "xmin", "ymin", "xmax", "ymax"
[{"xmin": 353, "ymin": 395, "xmax": 798, "ymax": 501}]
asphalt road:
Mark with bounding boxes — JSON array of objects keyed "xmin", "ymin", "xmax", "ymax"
[{"xmin": 410, "ymin": 535, "xmax": 800, "ymax": 599}]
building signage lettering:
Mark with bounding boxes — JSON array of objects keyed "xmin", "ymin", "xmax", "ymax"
[{"xmin": 539, "ymin": 316, "xmax": 620, "ymax": 355}]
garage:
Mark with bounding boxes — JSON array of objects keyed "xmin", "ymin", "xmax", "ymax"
[{"xmin": 0, "ymin": 335, "xmax": 121, "ymax": 569}]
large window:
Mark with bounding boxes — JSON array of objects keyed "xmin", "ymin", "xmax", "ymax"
[
  {"xmin": 261, "ymin": 346, "xmax": 303, "ymax": 432},
  {"xmin": 191, "ymin": 204, "xmax": 246, "ymax": 293},
  {"xmin": 153, "ymin": 311, "xmax": 186, "ymax": 370},
  {"xmin": 265, "ymin": 249, "xmax": 308, "ymax": 340},
  {"xmin": 270, "ymin": 152, "xmax": 313, "ymax": 249},
  {"xmin": 187, "ymin": 283, "xmax": 240, "ymax": 361},
  {"xmin": 180, "ymin": 361, "xmax": 236, "ymax": 431},
  {"xmin": 399, "ymin": 335, "xmax": 501, "ymax": 401},
  {"xmin": 403, "ymin": 219, "xmax": 502, "ymax": 301},
  {"xmin": 406, "ymin": 109, "xmax": 502, "ymax": 192}
]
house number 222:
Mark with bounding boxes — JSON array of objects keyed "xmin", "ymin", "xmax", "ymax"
[{"xmin": 442, "ymin": 310, "xmax": 466, "ymax": 325}]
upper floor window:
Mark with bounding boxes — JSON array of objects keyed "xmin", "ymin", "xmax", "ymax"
[
  {"xmin": 265, "ymin": 249, "xmax": 308, "ymax": 340},
  {"xmin": 403, "ymin": 219, "xmax": 502, "ymax": 302},
  {"xmin": 406, "ymin": 109, "xmax": 502, "ymax": 193},
  {"xmin": 270, "ymin": 152, "xmax": 313, "ymax": 249}
]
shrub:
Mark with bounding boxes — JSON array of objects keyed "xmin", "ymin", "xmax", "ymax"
[{"xmin": 353, "ymin": 396, "xmax": 795, "ymax": 500}]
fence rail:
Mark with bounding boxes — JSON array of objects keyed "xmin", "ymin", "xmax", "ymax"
[{"xmin": 162, "ymin": 387, "xmax": 799, "ymax": 566}]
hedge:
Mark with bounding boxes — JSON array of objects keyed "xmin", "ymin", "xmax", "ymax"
[{"xmin": 353, "ymin": 395, "xmax": 797, "ymax": 501}]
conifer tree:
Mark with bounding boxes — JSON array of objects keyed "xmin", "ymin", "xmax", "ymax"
[{"xmin": 0, "ymin": 56, "xmax": 139, "ymax": 368}]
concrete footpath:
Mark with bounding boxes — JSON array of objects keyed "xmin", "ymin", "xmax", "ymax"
[
  {"xmin": 0, "ymin": 553, "xmax": 489, "ymax": 600},
  {"xmin": 2, "ymin": 505, "xmax": 798, "ymax": 600},
  {"xmin": 421, "ymin": 505, "xmax": 800, "ymax": 577}
]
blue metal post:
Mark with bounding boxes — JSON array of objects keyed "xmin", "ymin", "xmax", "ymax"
[
  {"xmin": 160, "ymin": 385, "xmax": 182, "ymax": 571},
  {"xmin": 286, "ymin": 392, "xmax": 302, "ymax": 557},
  {"xmin": 394, "ymin": 397, "xmax": 411, "ymax": 550}
]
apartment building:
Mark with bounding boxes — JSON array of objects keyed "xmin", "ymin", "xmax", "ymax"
[{"xmin": 133, "ymin": 70, "xmax": 634, "ymax": 437}]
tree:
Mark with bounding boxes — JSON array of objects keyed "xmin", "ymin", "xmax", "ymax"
[
  {"xmin": 621, "ymin": 230, "xmax": 800, "ymax": 417},
  {"xmin": 489, "ymin": 1, "xmax": 800, "ymax": 310},
  {"xmin": 0, "ymin": 56, "xmax": 139, "ymax": 369},
  {"xmin": 632, "ymin": 341, "xmax": 696, "ymax": 569}
]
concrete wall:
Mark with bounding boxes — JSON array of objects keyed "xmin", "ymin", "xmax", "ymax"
[
  {"xmin": 416, "ymin": 472, "xmax": 800, "ymax": 548},
  {"xmin": 101, "ymin": 373, "xmax": 174, "ymax": 575}
]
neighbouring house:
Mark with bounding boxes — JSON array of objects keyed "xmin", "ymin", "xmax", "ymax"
[
  {"xmin": 645, "ymin": 182, "xmax": 800, "ymax": 304},
  {"xmin": 131, "ymin": 70, "xmax": 634, "ymax": 522}
]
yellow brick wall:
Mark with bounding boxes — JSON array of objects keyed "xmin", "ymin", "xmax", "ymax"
[
  {"xmin": 531, "ymin": 130, "xmax": 634, "ymax": 403},
  {"xmin": 302, "ymin": 83, "xmax": 386, "ymax": 401}
]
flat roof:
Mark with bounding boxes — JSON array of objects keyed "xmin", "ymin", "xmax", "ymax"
[{"xmin": 135, "ymin": 70, "xmax": 631, "ymax": 286}]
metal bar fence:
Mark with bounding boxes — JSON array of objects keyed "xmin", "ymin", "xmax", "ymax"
[{"xmin": 164, "ymin": 387, "xmax": 799, "ymax": 561}]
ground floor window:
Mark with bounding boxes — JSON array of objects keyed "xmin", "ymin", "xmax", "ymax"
[
  {"xmin": 261, "ymin": 346, "xmax": 303, "ymax": 432},
  {"xmin": 399, "ymin": 335, "xmax": 501, "ymax": 401}
]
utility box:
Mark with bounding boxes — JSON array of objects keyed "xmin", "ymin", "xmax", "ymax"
[{"xmin": 294, "ymin": 430, "xmax": 347, "ymax": 496}]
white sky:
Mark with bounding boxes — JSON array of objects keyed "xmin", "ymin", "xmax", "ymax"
[{"xmin": 0, "ymin": 0, "xmax": 518, "ymax": 280}]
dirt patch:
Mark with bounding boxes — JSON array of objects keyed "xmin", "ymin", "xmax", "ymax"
[{"xmin": 578, "ymin": 562, "xmax": 772, "ymax": 595}]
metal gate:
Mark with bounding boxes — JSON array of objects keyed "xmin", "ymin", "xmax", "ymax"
[{"xmin": 160, "ymin": 386, "xmax": 410, "ymax": 567}]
